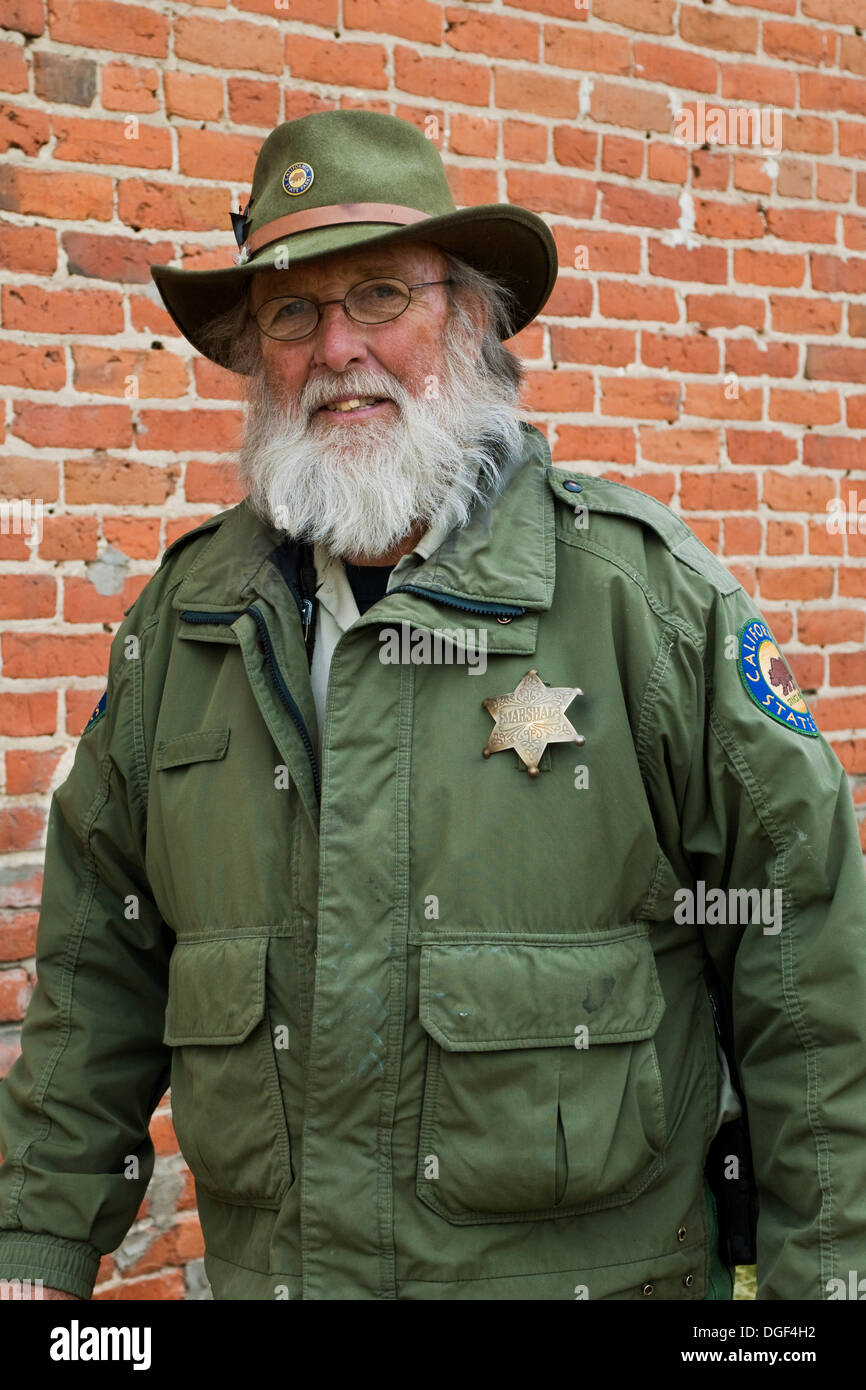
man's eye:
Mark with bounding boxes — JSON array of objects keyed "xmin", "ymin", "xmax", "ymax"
[{"xmin": 274, "ymin": 300, "xmax": 310, "ymax": 318}]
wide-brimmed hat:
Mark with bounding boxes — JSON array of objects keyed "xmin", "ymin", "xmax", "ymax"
[{"xmin": 150, "ymin": 109, "xmax": 558, "ymax": 372}]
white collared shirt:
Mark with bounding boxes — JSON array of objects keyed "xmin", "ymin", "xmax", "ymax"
[{"xmin": 309, "ymin": 512, "xmax": 454, "ymax": 763}]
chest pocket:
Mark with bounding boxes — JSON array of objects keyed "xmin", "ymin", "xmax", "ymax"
[
  {"xmin": 154, "ymin": 726, "xmax": 231, "ymax": 770},
  {"xmin": 415, "ymin": 926, "xmax": 667, "ymax": 1224}
]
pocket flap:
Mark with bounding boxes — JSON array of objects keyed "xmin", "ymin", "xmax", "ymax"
[
  {"xmin": 163, "ymin": 937, "xmax": 267, "ymax": 1045},
  {"xmin": 419, "ymin": 929, "xmax": 664, "ymax": 1051},
  {"xmin": 155, "ymin": 726, "xmax": 230, "ymax": 770}
]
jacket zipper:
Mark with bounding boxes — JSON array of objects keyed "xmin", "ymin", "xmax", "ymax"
[
  {"xmin": 387, "ymin": 583, "xmax": 526, "ymax": 619},
  {"xmin": 180, "ymin": 605, "xmax": 320, "ymax": 803}
]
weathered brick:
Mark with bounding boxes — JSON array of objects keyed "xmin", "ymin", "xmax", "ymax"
[
  {"xmin": 33, "ymin": 50, "xmax": 96, "ymax": 106},
  {"xmin": 48, "ymin": 0, "xmax": 168, "ymax": 57}
]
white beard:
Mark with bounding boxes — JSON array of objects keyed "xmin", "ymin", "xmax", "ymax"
[{"xmin": 237, "ymin": 318, "xmax": 526, "ymax": 559}]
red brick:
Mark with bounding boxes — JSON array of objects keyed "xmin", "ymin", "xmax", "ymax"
[
  {"xmin": 118, "ymin": 179, "xmax": 229, "ymax": 232},
  {"xmin": 135, "ymin": 409, "xmax": 243, "ymax": 453},
  {"xmin": 601, "ymin": 471, "xmax": 676, "ymax": 504},
  {"xmin": 164, "ymin": 513, "xmax": 218, "ymax": 547},
  {"xmin": 63, "ymin": 231, "xmax": 172, "ymax": 284},
  {"xmin": 723, "ymin": 518, "xmax": 762, "ymax": 555},
  {"xmin": 818, "ymin": 165, "xmax": 853, "ymax": 204},
  {"xmin": 13, "ymin": 402, "xmax": 132, "ymax": 449},
  {"xmin": 720, "ymin": 62, "xmax": 796, "ymax": 109},
  {"xmin": 681, "ymin": 472, "xmax": 758, "ymax": 510},
  {"xmin": 6, "ymin": 752, "xmax": 61, "ymax": 797},
  {"xmin": 177, "ymin": 128, "xmax": 260, "ymax": 181},
  {"xmin": 600, "ymin": 134, "xmax": 643, "ymax": 178},
  {"xmin": 591, "ymin": 0, "xmax": 675, "ymax": 32},
  {"xmin": 184, "ymin": 460, "xmax": 245, "ymax": 506},
  {"xmin": 164, "ymin": 71, "xmax": 223, "ymax": 122},
  {"xmin": 227, "ymin": 78, "xmax": 279, "ymax": 129},
  {"xmin": 0, "ymin": 692, "xmax": 57, "ymax": 737},
  {"xmin": 647, "ymin": 145, "xmax": 689, "ymax": 185},
  {"xmin": 494, "ymin": 65, "xmax": 579, "ymax": 119},
  {"xmin": 724, "ymin": 340, "xmax": 798, "ymax": 378},
  {"xmin": 805, "ymin": 345, "xmax": 866, "ymax": 382},
  {"xmin": 236, "ymin": 0, "xmax": 338, "ymax": 20},
  {"xmin": 601, "ymin": 377, "xmax": 681, "ymax": 422},
  {"xmin": 446, "ymin": 7, "xmax": 537, "ymax": 61},
  {"xmin": 33, "ymin": 50, "xmax": 96, "ymax": 106},
  {"xmin": 449, "ymin": 113, "xmax": 498, "ymax": 159},
  {"xmin": 803, "ymin": 436, "xmax": 866, "ymax": 470},
  {"xmin": 66, "ymin": 686, "xmax": 105, "ymax": 733},
  {"xmin": 342, "ymin": 0, "xmax": 438, "ymax": 41},
  {"xmin": 0, "ymin": 0, "xmax": 44, "ymax": 36},
  {"xmin": 550, "ymin": 326, "xmax": 635, "ymax": 367},
  {"xmin": 0, "ymin": 166, "xmax": 112, "ymax": 220},
  {"xmin": 680, "ymin": 4, "xmax": 757, "ymax": 52},
  {"xmin": 396, "ymin": 46, "xmax": 487, "ymax": 105},
  {"xmin": 102, "ymin": 516, "xmax": 160, "ymax": 558},
  {"xmin": 811, "ymin": 253, "xmax": 866, "ymax": 295},
  {"xmin": 642, "ymin": 333, "xmax": 719, "ymax": 374},
  {"xmin": 64, "ymin": 575, "xmax": 147, "ymax": 624},
  {"xmin": 808, "ymin": 694, "xmax": 866, "ymax": 730},
  {"xmin": 770, "ymin": 295, "xmax": 841, "ymax": 336},
  {"xmin": 65, "ymin": 458, "xmax": 175, "ymax": 506},
  {"xmin": 539, "ymin": 125, "xmax": 594, "ymax": 177},
  {"xmin": 552, "ymin": 427, "xmax": 636, "ymax": 465},
  {"xmin": 763, "ymin": 20, "xmax": 837, "ymax": 67},
  {"xmin": 0, "ymin": 344, "xmax": 65, "ymax": 392},
  {"xmin": 0, "ymin": 103, "xmax": 50, "ymax": 157},
  {"xmin": 48, "ymin": 0, "xmax": 168, "ymax": 57},
  {"xmin": 53, "ymin": 115, "xmax": 171, "ymax": 170},
  {"xmin": 174, "ymin": 15, "xmax": 283, "ymax": 74},
  {"xmin": 634, "ymin": 40, "xmax": 718, "ymax": 92},
  {"xmin": 590, "ymin": 81, "xmax": 672, "ymax": 133},
  {"xmin": 72, "ymin": 346, "xmax": 188, "ymax": 399},
  {"xmin": 766, "ymin": 520, "xmax": 805, "ymax": 556},
  {"xmin": 521, "ymin": 370, "xmax": 593, "ymax": 413},
  {"xmin": 2, "ymin": 284, "xmax": 123, "ymax": 334},
  {"xmin": 695, "ymin": 199, "xmax": 765, "ymax": 240},
  {"xmin": 0, "ymin": 909, "xmax": 38, "ymax": 957},
  {"xmin": 191, "ymin": 359, "xmax": 245, "ymax": 401},
  {"xmin": 782, "ymin": 114, "xmax": 835, "ymax": 156},
  {"xmin": 503, "ymin": 119, "xmax": 547, "ymax": 163},
  {"xmin": 648, "ymin": 240, "xmax": 727, "ymax": 284},
  {"xmin": 506, "ymin": 169, "xmax": 595, "ymax": 218},
  {"xmin": 734, "ymin": 249, "xmax": 807, "ymax": 288},
  {"xmin": 686, "ymin": 294, "xmax": 765, "ymax": 331},
  {"xmin": 640, "ymin": 427, "xmax": 719, "ymax": 466},
  {"xmin": 763, "ymin": 471, "xmax": 836, "ymax": 513},
  {"xmin": 2, "ymin": 633, "xmax": 111, "ymax": 678},
  {"xmin": 599, "ymin": 280, "xmax": 679, "ymax": 322},
  {"xmin": 101, "ymin": 61, "xmax": 160, "ymax": 113},
  {"xmin": 769, "ymin": 388, "xmax": 841, "ymax": 426},
  {"xmin": 799, "ymin": 609, "xmax": 864, "ymax": 645},
  {"xmin": 800, "ymin": 73, "xmax": 866, "ymax": 119},
  {"xmin": 0, "ymin": 968, "xmax": 33, "ymax": 1020},
  {"xmin": 93, "ymin": 1271, "xmax": 185, "ymax": 1301},
  {"xmin": 829, "ymin": 652, "xmax": 866, "ymax": 687},
  {"xmin": 542, "ymin": 277, "xmax": 594, "ymax": 317},
  {"xmin": 600, "ymin": 184, "xmax": 680, "ymax": 228},
  {"xmin": 0, "ymin": 574, "xmax": 55, "ymax": 619},
  {"xmin": 0, "ymin": 40, "xmax": 28, "ymax": 93},
  {"xmin": 0, "ymin": 224, "xmax": 56, "ymax": 274},
  {"xmin": 129, "ymin": 294, "xmax": 180, "ymax": 336},
  {"xmin": 684, "ymin": 384, "xmax": 763, "ymax": 420}
]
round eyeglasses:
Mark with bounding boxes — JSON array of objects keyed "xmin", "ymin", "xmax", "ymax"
[{"xmin": 253, "ymin": 277, "xmax": 453, "ymax": 342}]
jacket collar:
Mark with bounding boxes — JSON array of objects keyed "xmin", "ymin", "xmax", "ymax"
[{"xmin": 171, "ymin": 422, "xmax": 556, "ymax": 616}]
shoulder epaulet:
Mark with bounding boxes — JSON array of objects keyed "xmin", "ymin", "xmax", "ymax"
[
  {"xmin": 546, "ymin": 467, "xmax": 740, "ymax": 597},
  {"xmin": 121, "ymin": 511, "xmax": 232, "ymax": 618}
]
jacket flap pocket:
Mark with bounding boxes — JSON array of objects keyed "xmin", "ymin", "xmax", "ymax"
[
  {"xmin": 419, "ymin": 929, "xmax": 665, "ymax": 1052},
  {"xmin": 155, "ymin": 726, "xmax": 230, "ymax": 770},
  {"xmin": 163, "ymin": 937, "xmax": 267, "ymax": 1045}
]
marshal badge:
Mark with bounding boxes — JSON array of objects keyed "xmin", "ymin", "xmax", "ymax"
[
  {"xmin": 737, "ymin": 620, "xmax": 818, "ymax": 737},
  {"xmin": 482, "ymin": 669, "xmax": 584, "ymax": 777},
  {"xmin": 283, "ymin": 162, "xmax": 314, "ymax": 196}
]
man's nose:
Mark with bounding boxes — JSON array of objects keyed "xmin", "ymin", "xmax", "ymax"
[{"xmin": 309, "ymin": 301, "xmax": 371, "ymax": 372}]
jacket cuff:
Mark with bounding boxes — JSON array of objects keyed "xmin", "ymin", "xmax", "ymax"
[{"xmin": 0, "ymin": 1232, "xmax": 100, "ymax": 1300}]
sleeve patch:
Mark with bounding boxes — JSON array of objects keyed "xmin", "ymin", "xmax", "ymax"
[
  {"xmin": 82, "ymin": 690, "xmax": 107, "ymax": 736},
  {"xmin": 736, "ymin": 620, "xmax": 818, "ymax": 737}
]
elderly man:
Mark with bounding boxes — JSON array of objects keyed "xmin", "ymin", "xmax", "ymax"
[{"xmin": 1, "ymin": 111, "xmax": 864, "ymax": 1304}]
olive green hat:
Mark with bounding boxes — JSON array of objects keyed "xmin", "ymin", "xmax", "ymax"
[{"xmin": 150, "ymin": 109, "xmax": 558, "ymax": 373}]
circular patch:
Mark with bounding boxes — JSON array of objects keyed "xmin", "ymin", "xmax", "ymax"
[
  {"xmin": 737, "ymin": 619, "xmax": 818, "ymax": 737},
  {"xmin": 282, "ymin": 162, "xmax": 314, "ymax": 196}
]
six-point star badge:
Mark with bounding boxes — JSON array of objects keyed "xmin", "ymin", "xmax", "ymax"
[{"xmin": 482, "ymin": 669, "xmax": 584, "ymax": 777}]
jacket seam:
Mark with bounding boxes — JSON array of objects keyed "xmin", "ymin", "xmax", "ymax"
[
  {"xmin": 557, "ymin": 528, "xmax": 705, "ymax": 647},
  {"xmin": 674, "ymin": 617, "xmax": 833, "ymax": 1295}
]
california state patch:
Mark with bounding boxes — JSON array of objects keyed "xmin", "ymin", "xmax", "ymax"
[
  {"xmin": 736, "ymin": 620, "xmax": 818, "ymax": 737},
  {"xmin": 82, "ymin": 690, "xmax": 106, "ymax": 735}
]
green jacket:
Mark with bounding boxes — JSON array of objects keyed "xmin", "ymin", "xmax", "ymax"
[{"xmin": 1, "ymin": 423, "xmax": 864, "ymax": 1300}]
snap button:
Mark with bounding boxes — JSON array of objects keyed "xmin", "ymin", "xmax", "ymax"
[
  {"xmin": 677, "ymin": 1226, "xmax": 687, "ymax": 1242},
  {"xmin": 563, "ymin": 480, "xmax": 582, "ymax": 493},
  {"xmin": 496, "ymin": 616, "xmax": 512, "ymax": 625},
  {"xmin": 682, "ymin": 1274, "xmax": 694, "ymax": 1287},
  {"xmin": 641, "ymin": 1282, "xmax": 654, "ymax": 1296}
]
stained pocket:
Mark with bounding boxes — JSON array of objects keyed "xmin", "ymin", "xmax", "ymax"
[
  {"xmin": 162, "ymin": 936, "xmax": 293, "ymax": 1207},
  {"xmin": 415, "ymin": 928, "xmax": 667, "ymax": 1224}
]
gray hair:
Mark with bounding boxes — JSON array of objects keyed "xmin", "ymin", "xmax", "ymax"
[{"xmin": 196, "ymin": 249, "xmax": 525, "ymax": 397}]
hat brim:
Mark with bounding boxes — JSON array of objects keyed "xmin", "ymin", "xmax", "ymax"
[{"xmin": 150, "ymin": 205, "xmax": 558, "ymax": 372}]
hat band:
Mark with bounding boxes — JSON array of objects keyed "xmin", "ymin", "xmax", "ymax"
[{"xmin": 243, "ymin": 202, "xmax": 432, "ymax": 257}]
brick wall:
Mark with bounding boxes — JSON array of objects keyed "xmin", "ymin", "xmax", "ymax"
[{"xmin": 1, "ymin": 0, "xmax": 865, "ymax": 1299}]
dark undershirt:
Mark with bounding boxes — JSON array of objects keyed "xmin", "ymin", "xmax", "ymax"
[{"xmin": 343, "ymin": 561, "xmax": 396, "ymax": 615}]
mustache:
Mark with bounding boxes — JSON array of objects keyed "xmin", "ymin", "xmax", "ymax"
[{"xmin": 295, "ymin": 371, "xmax": 411, "ymax": 418}]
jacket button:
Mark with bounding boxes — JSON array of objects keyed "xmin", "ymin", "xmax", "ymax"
[
  {"xmin": 563, "ymin": 480, "xmax": 582, "ymax": 493},
  {"xmin": 677, "ymin": 1226, "xmax": 687, "ymax": 1242},
  {"xmin": 682, "ymin": 1274, "xmax": 694, "ymax": 1287},
  {"xmin": 641, "ymin": 1283, "xmax": 654, "ymax": 1296}
]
